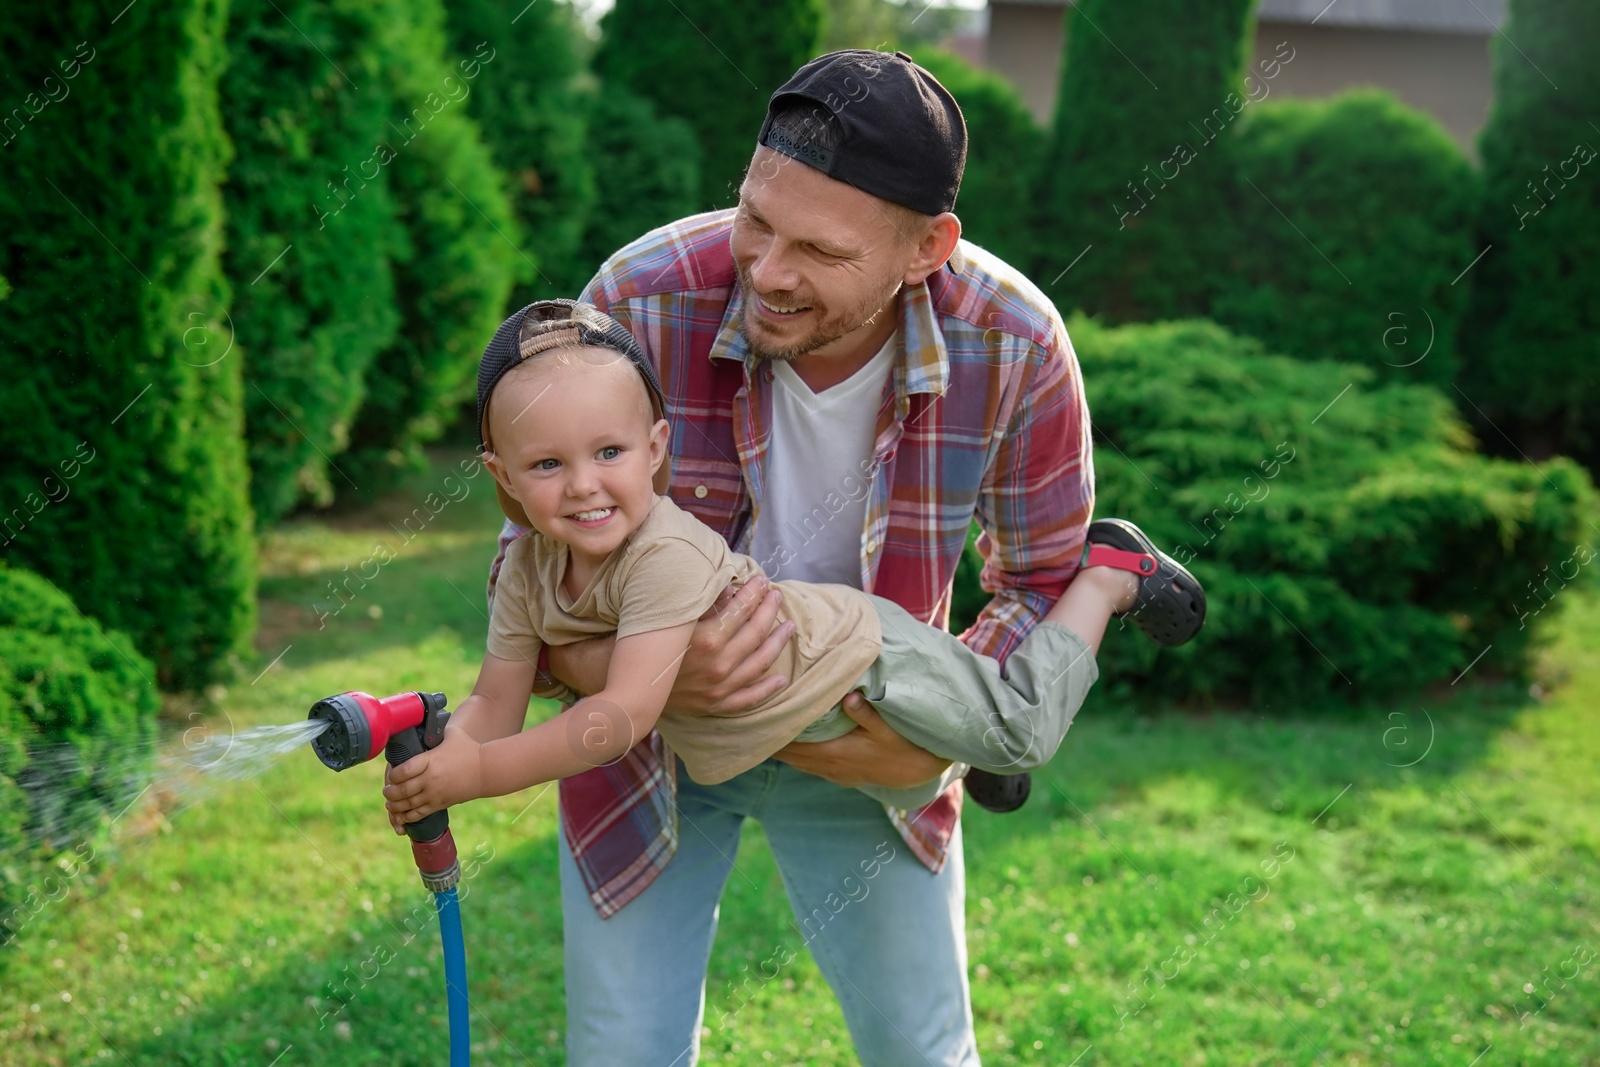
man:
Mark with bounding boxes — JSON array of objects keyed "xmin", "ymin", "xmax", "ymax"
[{"xmin": 489, "ymin": 50, "xmax": 1161, "ymax": 1065}]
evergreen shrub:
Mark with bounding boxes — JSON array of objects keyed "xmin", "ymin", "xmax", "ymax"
[
  {"xmin": 0, "ymin": 567, "xmax": 158, "ymax": 946},
  {"xmin": 1215, "ymin": 91, "xmax": 1478, "ymax": 388},
  {"xmin": 914, "ymin": 49, "xmax": 1045, "ymax": 271},
  {"xmin": 1078, "ymin": 316, "xmax": 1593, "ymax": 703},
  {"xmin": 1032, "ymin": 0, "xmax": 1254, "ymax": 322},
  {"xmin": 222, "ymin": 0, "xmax": 402, "ymax": 523},
  {"xmin": 594, "ymin": 0, "xmax": 823, "ymax": 208},
  {"xmin": 953, "ymin": 317, "xmax": 1596, "ymax": 704},
  {"xmin": 1460, "ymin": 0, "xmax": 1600, "ymax": 469},
  {"xmin": 0, "ymin": 2, "xmax": 256, "ymax": 687},
  {"xmin": 343, "ymin": 5, "xmax": 519, "ymax": 491}
]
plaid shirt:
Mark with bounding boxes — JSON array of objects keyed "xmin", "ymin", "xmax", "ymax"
[{"xmin": 489, "ymin": 209, "xmax": 1094, "ymax": 918}]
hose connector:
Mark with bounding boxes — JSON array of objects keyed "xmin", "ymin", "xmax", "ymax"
[
  {"xmin": 412, "ymin": 828, "xmax": 461, "ymax": 892},
  {"xmin": 421, "ymin": 861, "xmax": 462, "ymax": 894}
]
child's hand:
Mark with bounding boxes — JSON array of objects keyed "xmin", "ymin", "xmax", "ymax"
[{"xmin": 382, "ymin": 728, "xmax": 484, "ymax": 832}]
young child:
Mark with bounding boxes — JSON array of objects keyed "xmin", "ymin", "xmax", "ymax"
[{"xmin": 382, "ymin": 300, "xmax": 1204, "ymax": 826}]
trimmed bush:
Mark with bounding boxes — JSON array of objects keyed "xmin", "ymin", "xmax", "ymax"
[
  {"xmin": 1460, "ymin": 0, "xmax": 1600, "ymax": 468},
  {"xmin": 222, "ymin": 0, "xmax": 403, "ymax": 524},
  {"xmin": 576, "ymin": 89, "xmax": 703, "ymax": 275},
  {"xmin": 914, "ymin": 49, "xmax": 1046, "ymax": 271},
  {"xmin": 1032, "ymin": 0, "xmax": 1254, "ymax": 322},
  {"xmin": 949, "ymin": 317, "xmax": 1594, "ymax": 704},
  {"xmin": 1214, "ymin": 91, "xmax": 1478, "ymax": 388},
  {"xmin": 0, "ymin": 567, "xmax": 158, "ymax": 946},
  {"xmin": 1080, "ymin": 316, "xmax": 1595, "ymax": 702},
  {"xmin": 594, "ymin": 0, "xmax": 823, "ymax": 208},
  {"xmin": 342, "ymin": 4, "xmax": 520, "ymax": 492},
  {"xmin": 442, "ymin": 0, "xmax": 597, "ymax": 301},
  {"xmin": 0, "ymin": 2, "xmax": 256, "ymax": 688}
]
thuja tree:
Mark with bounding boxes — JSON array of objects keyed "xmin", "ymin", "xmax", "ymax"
[
  {"xmin": 0, "ymin": 1, "xmax": 256, "ymax": 687},
  {"xmin": 1214, "ymin": 91, "xmax": 1478, "ymax": 388},
  {"xmin": 574, "ymin": 89, "xmax": 703, "ymax": 276},
  {"xmin": 342, "ymin": 1, "xmax": 519, "ymax": 492},
  {"xmin": 594, "ymin": 0, "xmax": 823, "ymax": 208},
  {"xmin": 442, "ymin": 0, "xmax": 597, "ymax": 300},
  {"xmin": 222, "ymin": 0, "xmax": 402, "ymax": 523},
  {"xmin": 1459, "ymin": 0, "xmax": 1600, "ymax": 468},
  {"xmin": 914, "ymin": 48, "xmax": 1046, "ymax": 271},
  {"xmin": 1031, "ymin": 0, "xmax": 1254, "ymax": 321}
]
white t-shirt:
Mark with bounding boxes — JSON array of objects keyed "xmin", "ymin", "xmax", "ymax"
[{"xmin": 751, "ymin": 334, "xmax": 897, "ymax": 588}]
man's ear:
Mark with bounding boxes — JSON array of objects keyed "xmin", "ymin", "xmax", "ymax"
[{"xmin": 903, "ymin": 212, "xmax": 962, "ymax": 286}]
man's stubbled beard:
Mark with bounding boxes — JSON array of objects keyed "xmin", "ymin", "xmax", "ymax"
[{"xmin": 736, "ymin": 260, "xmax": 902, "ymax": 363}]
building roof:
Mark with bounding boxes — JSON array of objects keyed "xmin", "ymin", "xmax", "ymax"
[{"xmin": 995, "ymin": 0, "xmax": 1506, "ymax": 35}]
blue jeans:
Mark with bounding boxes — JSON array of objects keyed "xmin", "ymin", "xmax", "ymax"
[{"xmin": 559, "ymin": 759, "xmax": 981, "ymax": 1066}]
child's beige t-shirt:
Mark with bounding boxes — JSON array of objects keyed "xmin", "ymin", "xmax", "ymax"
[{"xmin": 487, "ymin": 495, "xmax": 883, "ymax": 783}]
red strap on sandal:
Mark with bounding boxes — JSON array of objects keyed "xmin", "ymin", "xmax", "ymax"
[{"xmin": 1084, "ymin": 542, "xmax": 1158, "ymax": 575}]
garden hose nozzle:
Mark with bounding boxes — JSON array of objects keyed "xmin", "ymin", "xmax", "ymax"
[
  {"xmin": 307, "ymin": 690, "xmax": 447, "ymax": 770},
  {"xmin": 307, "ymin": 690, "xmax": 461, "ymax": 891}
]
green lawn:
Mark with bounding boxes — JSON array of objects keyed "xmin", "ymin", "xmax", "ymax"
[{"xmin": 3, "ymin": 451, "xmax": 1596, "ymax": 1065}]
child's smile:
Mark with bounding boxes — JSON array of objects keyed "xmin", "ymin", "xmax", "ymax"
[{"xmin": 483, "ymin": 347, "xmax": 670, "ymax": 584}]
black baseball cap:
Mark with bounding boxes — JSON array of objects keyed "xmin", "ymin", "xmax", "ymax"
[
  {"xmin": 757, "ymin": 49, "xmax": 966, "ymax": 216},
  {"xmin": 476, "ymin": 299, "xmax": 670, "ymax": 526}
]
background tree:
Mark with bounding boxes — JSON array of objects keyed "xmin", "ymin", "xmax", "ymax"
[
  {"xmin": 594, "ymin": 0, "xmax": 824, "ymax": 209},
  {"xmin": 221, "ymin": 0, "xmax": 403, "ymax": 524},
  {"xmin": 341, "ymin": 6, "xmax": 519, "ymax": 492},
  {"xmin": 1032, "ymin": 0, "xmax": 1254, "ymax": 322},
  {"xmin": 0, "ymin": 1, "xmax": 256, "ymax": 687},
  {"xmin": 574, "ymin": 89, "xmax": 703, "ymax": 280},
  {"xmin": 1459, "ymin": 0, "xmax": 1600, "ymax": 468},
  {"xmin": 442, "ymin": 0, "xmax": 597, "ymax": 301},
  {"xmin": 914, "ymin": 49, "xmax": 1045, "ymax": 270},
  {"xmin": 819, "ymin": 0, "xmax": 967, "ymax": 52},
  {"xmin": 1214, "ymin": 91, "xmax": 1478, "ymax": 388}
]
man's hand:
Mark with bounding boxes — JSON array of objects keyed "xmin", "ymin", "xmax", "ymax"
[
  {"xmin": 773, "ymin": 692, "xmax": 952, "ymax": 789},
  {"xmin": 382, "ymin": 728, "xmax": 484, "ymax": 832},
  {"xmin": 667, "ymin": 574, "xmax": 796, "ymax": 716}
]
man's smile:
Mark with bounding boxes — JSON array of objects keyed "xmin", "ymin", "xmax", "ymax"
[{"xmin": 756, "ymin": 294, "xmax": 812, "ymax": 319}]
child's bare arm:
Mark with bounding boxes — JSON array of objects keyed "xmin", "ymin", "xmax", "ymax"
[
  {"xmin": 478, "ymin": 622, "xmax": 696, "ymax": 796},
  {"xmin": 445, "ymin": 651, "xmax": 540, "ymax": 743},
  {"xmin": 384, "ymin": 623, "xmax": 695, "ymax": 823}
]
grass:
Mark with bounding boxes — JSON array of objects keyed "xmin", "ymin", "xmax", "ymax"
[{"xmin": 2, "ymin": 449, "xmax": 1597, "ymax": 1065}]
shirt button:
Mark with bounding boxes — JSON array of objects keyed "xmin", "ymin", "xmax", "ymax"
[
  {"xmin": 694, "ymin": 485, "xmax": 709, "ymax": 499},
  {"xmin": 866, "ymin": 539, "xmax": 879, "ymax": 554}
]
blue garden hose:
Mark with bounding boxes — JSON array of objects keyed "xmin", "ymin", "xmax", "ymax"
[
  {"xmin": 435, "ymin": 886, "xmax": 471, "ymax": 1067},
  {"xmin": 306, "ymin": 690, "xmax": 474, "ymax": 1065}
]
